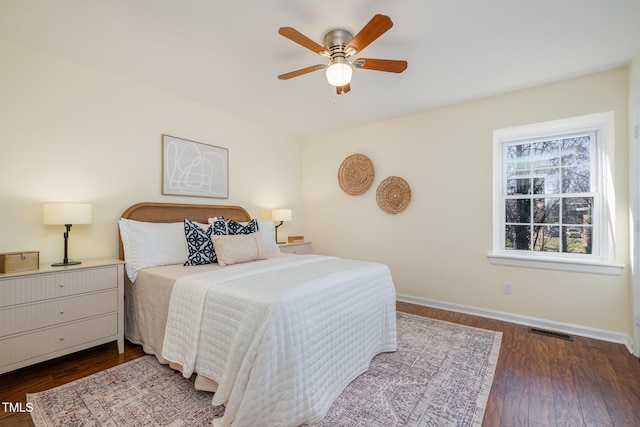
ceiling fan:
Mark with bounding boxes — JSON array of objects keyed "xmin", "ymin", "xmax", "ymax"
[{"xmin": 277, "ymin": 14, "xmax": 408, "ymax": 95}]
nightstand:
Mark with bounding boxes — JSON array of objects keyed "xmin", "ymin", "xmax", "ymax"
[
  {"xmin": 278, "ymin": 241, "xmax": 312, "ymax": 255},
  {"xmin": 0, "ymin": 258, "xmax": 124, "ymax": 374}
]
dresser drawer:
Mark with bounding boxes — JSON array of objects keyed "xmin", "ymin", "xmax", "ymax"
[
  {"xmin": 0, "ymin": 313, "xmax": 118, "ymax": 368},
  {"xmin": 278, "ymin": 242, "xmax": 312, "ymax": 254},
  {"xmin": 0, "ymin": 289, "xmax": 117, "ymax": 337},
  {"xmin": 0, "ymin": 265, "xmax": 118, "ymax": 307}
]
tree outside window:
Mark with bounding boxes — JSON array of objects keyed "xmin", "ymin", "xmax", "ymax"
[{"xmin": 504, "ymin": 136, "xmax": 594, "ymax": 254}]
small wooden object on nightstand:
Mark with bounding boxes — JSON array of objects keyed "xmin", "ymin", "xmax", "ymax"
[
  {"xmin": 0, "ymin": 258, "xmax": 125, "ymax": 374},
  {"xmin": 278, "ymin": 241, "xmax": 312, "ymax": 255}
]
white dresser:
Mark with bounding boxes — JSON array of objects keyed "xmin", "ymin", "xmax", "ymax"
[
  {"xmin": 0, "ymin": 258, "xmax": 124, "ymax": 374},
  {"xmin": 278, "ymin": 241, "xmax": 312, "ymax": 255}
]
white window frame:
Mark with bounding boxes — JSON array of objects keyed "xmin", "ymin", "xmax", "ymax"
[{"xmin": 489, "ymin": 112, "xmax": 623, "ymax": 275}]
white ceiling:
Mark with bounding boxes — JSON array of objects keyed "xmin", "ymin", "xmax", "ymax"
[{"xmin": 2, "ymin": 0, "xmax": 639, "ymax": 139}]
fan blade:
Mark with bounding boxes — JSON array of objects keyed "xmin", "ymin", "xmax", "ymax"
[
  {"xmin": 336, "ymin": 83, "xmax": 351, "ymax": 95},
  {"xmin": 353, "ymin": 58, "xmax": 407, "ymax": 73},
  {"xmin": 277, "ymin": 64, "xmax": 326, "ymax": 80},
  {"xmin": 278, "ymin": 27, "xmax": 328, "ymax": 55},
  {"xmin": 346, "ymin": 14, "xmax": 393, "ymax": 55}
]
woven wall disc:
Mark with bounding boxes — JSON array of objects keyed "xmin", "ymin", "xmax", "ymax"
[
  {"xmin": 376, "ymin": 176, "xmax": 411, "ymax": 214},
  {"xmin": 338, "ymin": 154, "xmax": 375, "ymax": 195}
]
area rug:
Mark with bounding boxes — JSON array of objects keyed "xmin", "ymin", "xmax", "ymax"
[{"xmin": 27, "ymin": 312, "xmax": 501, "ymax": 427}]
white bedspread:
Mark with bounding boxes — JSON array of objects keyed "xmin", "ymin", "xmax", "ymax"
[{"xmin": 162, "ymin": 254, "xmax": 397, "ymax": 427}]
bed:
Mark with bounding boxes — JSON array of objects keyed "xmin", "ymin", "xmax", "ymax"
[{"xmin": 119, "ymin": 202, "xmax": 397, "ymax": 427}]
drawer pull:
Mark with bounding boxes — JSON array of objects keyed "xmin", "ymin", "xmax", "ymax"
[
  {"xmin": 59, "ymin": 309, "xmax": 64, "ymax": 314},
  {"xmin": 58, "ymin": 283, "xmax": 64, "ymax": 288},
  {"xmin": 59, "ymin": 336, "xmax": 64, "ymax": 341}
]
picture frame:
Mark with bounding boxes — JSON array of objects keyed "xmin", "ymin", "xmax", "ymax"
[{"xmin": 162, "ymin": 134, "xmax": 229, "ymax": 198}]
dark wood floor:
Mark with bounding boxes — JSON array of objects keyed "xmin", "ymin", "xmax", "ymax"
[{"xmin": 2, "ymin": 302, "xmax": 639, "ymax": 426}]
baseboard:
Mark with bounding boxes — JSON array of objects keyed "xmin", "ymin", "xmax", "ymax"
[{"xmin": 397, "ymin": 293, "xmax": 635, "ymax": 354}]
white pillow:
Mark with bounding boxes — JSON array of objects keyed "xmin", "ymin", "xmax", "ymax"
[
  {"xmin": 207, "ymin": 218, "xmax": 280, "ymax": 253},
  {"xmin": 258, "ymin": 221, "xmax": 280, "ymax": 253},
  {"xmin": 119, "ymin": 218, "xmax": 188, "ymax": 282},
  {"xmin": 211, "ymin": 232, "xmax": 268, "ymax": 267}
]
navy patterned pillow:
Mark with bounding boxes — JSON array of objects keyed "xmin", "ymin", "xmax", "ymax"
[
  {"xmin": 209, "ymin": 216, "xmax": 227, "ymax": 235},
  {"xmin": 227, "ymin": 218, "xmax": 259, "ymax": 235},
  {"xmin": 183, "ymin": 219, "xmax": 216, "ymax": 266}
]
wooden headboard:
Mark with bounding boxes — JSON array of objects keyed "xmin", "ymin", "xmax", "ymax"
[{"xmin": 119, "ymin": 202, "xmax": 251, "ymax": 260}]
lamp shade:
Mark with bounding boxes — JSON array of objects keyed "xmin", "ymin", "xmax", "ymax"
[
  {"xmin": 272, "ymin": 209, "xmax": 292, "ymax": 222},
  {"xmin": 325, "ymin": 62, "xmax": 353, "ymax": 87},
  {"xmin": 43, "ymin": 203, "xmax": 92, "ymax": 225}
]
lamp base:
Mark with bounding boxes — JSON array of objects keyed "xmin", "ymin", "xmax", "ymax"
[{"xmin": 51, "ymin": 260, "xmax": 81, "ymax": 267}]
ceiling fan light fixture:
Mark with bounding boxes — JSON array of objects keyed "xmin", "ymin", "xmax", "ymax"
[
  {"xmin": 278, "ymin": 14, "xmax": 406, "ymax": 93},
  {"xmin": 325, "ymin": 61, "xmax": 352, "ymax": 87}
]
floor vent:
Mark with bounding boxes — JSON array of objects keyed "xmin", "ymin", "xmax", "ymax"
[{"xmin": 528, "ymin": 327, "xmax": 573, "ymax": 341}]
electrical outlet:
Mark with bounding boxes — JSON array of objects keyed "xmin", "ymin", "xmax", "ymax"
[
  {"xmin": 635, "ymin": 312, "xmax": 640, "ymax": 326},
  {"xmin": 503, "ymin": 282, "xmax": 512, "ymax": 294}
]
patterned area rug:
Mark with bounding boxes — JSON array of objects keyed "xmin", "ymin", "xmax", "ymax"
[
  {"xmin": 307, "ymin": 313, "xmax": 502, "ymax": 427},
  {"xmin": 27, "ymin": 313, "xmax": 501, "ymax": 427}
]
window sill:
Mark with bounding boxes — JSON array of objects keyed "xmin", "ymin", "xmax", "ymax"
[{"xmin": 488, "ymin": 253, "xmax": 624, "ymax": 275}]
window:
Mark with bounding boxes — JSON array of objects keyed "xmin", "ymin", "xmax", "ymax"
[
  {"xmin": 504, "ymin": 135, "xmax": 595, "ymax": 254},
  {"xmin": 490, "ymin": 112, "xmax": 622, "ymax": 275}
]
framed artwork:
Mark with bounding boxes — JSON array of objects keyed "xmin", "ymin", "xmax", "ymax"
[{"xmin": 162, "ymin": 135, "xmax": 229, "ymax": 198}]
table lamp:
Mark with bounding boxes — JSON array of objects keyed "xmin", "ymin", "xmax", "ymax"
[
  {"xmin": 271, "ymin": 209, "xmax": 292, "ymax": 244},
  {"xmin": 43, "ymin": 203, "xmax": 92, "ymax": 266}
]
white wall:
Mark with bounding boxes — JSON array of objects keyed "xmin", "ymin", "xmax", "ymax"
[
  {"xmin": 630, "ymin": 51, "xmax": 640, "ymax": 96},
  {"xmin": 0, "ymin": 40, "xmax": 303, "ymax": 264},
  {"xmin": 303, "ymin": 68, "xmax": 631, "ymax": 336}
]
